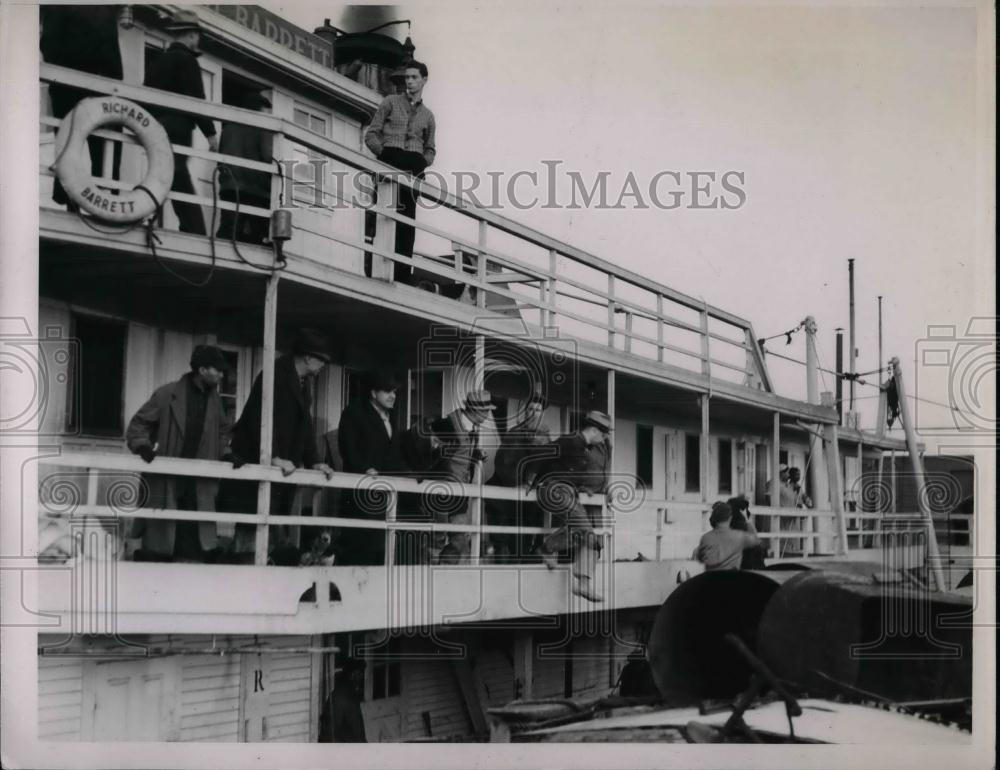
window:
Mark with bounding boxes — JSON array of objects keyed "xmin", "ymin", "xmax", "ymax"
[
  {"xmin": 684, "ymin": 434, "xmax": 700, "ymax": 493},
  {"xmin": 635, "ymin": 425, "xmax": 653, "ymax": 488},
  {"xmin": 293, "ymin": 102, "xmax": 331, "ymax": 137},
  {"xmin": 218, "ymin": 349, "xmax": 239, "ymax": 425},
  {"xmin": 369, "ymin": 637, "xmax": 402, "ymax": 701},
  {"xmin": 718, "ymin": 438, "xmax": 733, "ymax": 494},
  {"xmin": 67, "ymin": 314, "xmax": 127, "ymax": 436}
]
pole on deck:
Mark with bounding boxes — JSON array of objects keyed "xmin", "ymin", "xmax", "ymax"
[
  {"xmin": 770, "ymin": 412, "xmax": 781, "ymax": 559},
  {"xmin": 803, "ymin": 317, "xmax": 828, "ymax": 553},
  {"xmin": 890, "ymin": 357, "xmax": 945, "ymax": 591},
  {"xmin": 835, "ymin": 327, "xmax": 844, "ymax": 424},
  {"xmin": 255, "ymin": 272, "xmax": 280, "ymax": 564}
]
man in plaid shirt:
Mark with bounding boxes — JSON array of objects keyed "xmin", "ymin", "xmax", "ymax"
[{"xmin": 364, "ymin": 61, "xmax": 436, "ymax": 284}]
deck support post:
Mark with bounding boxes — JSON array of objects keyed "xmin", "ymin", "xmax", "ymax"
[
  {"xmin": 891, "ymin": 357, "xmax": 945, "ymax": 591},
  {"xmin": 254, "ymin": 272, "xmax": 279, "ymax": 565}
]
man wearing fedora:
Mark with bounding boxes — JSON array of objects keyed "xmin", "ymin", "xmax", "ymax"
[
  {"xmin": 335, "ymin": 369, "xmax": 408, "ymax": 565},
  {"xmin": 144, "ymin": 9, "xmax": 219, "ymax": 235},
  {"xmin": 125, "ymin": 344, "xmax": 233, "ymax": 562},
  {"xmin": 217, "ymin": 89, "xmax": 274, "ymax": 244},
  {"xmin": 533, "ymin": 410, "xmax": 614, "ymax": 601},
  {"xmin": 224, "ymin": 329, "xmax": 335, "ymax": 560},
  {"xmin": 424, "ymin": 390, "xmax": 495, "ymax": 563}
]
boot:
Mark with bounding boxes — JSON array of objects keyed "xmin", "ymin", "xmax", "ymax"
[{"xmin": 571, "ymin": 546, "xmax": 603, "ymax": 602}]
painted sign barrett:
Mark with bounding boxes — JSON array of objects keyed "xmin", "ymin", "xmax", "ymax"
[{"xmin": 206, "ymin": 5, "xmax": 334, "ymax": 70}]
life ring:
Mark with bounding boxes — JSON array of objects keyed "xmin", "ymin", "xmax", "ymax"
[{"xmin": 52, "ymin": 96, "xmax": 174, "ymax": 224}]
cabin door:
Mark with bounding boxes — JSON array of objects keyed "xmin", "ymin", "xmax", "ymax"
[{"xmin": 83, "ymin": 658, "xmax": 180, "ymax": 741}]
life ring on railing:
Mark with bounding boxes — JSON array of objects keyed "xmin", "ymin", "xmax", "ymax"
[{"xmin": 52, "ymin": 95, "xmax": 174, "ymax": 224}]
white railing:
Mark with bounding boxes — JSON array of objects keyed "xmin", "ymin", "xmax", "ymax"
[
  {"xmin": 38, "ymin": 451, "xmax": 899, "ymax": 570},
  {"xmin": 39, "ymin": 64, "xmax": 779, "ymax": 397}
]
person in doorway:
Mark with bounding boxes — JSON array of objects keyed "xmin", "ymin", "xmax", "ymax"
[
  {"xmin": 222, "ymin": 329, "xmax": 336, "ymax": 562},
  {"xmin": 320, "ymin": 657, "xmax": 367, "ymax": 742},
  {"xmin": 335, "ymin": 369, "xmax": 408, "ymax": 565},
  {"xmin": 694, "ymin": 500, "xmax": 761, "ymax": 571},
  {"xmin": 143, "ymin": 9, "xmax": 219, "ymax": 234},
  {"xmin": 534, "ymin": 410, "xmax": 613, "ymax": 602},
  {"xmin": 363, "ymin": 60, "xmax": 436, "ymax": 284},
  {"xmin": 125, "ymin": 345, "xmax": 233, "ymax": 562},
  {"xmin": 216, "ymin": 89, "xmax": 273, "ymax": 244},
  {"xmin": 40, "ymin": 4, "xmax": 124, "ymax": 211}
]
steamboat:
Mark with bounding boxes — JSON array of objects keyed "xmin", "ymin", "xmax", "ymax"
[{"xmin": 24, "ymin": 3, "xmax": 974, "ymax": 745}]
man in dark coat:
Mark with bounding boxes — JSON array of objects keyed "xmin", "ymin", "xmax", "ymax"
[
  {"xmin": 534, "ymin": 410, "xmax": 613, "ymax": 601},
  {"xmin": 335, "ymin": 369, "xmax": 408, "ymax": 565},
  {"xmin": 426, "ymin": 391, "xmax": 495, "ymax": 562},
  {"xmin": 40, "ymin": 4, "xmax": 124, "ymax": 210},
  {"xmin": 222, "ymin": 329, "xmax": 335, "ymax": 560},
  {"xmin": 125, "ymin": 345, "xmax": 232, "ymax": 561},
  {"xmin": 143, "ymin": 10, "xmax": 219, "ymax": 234},
  {"xmin": 217, "ymin": 90, "xmax": 273, "ymax": 244},
  {"xmin": 486, "ymin": 395, "xmax": 553, "ymax": 559}
]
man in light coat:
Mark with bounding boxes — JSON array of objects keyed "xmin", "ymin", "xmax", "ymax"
[{"xmin": 125, "ymin": 344, "xmax": 232, "ymax": 561}]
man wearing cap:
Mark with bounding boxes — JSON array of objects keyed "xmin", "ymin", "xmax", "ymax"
[
  {"xmin": 217, "ymin": 89, "xmax": 274, "ymax": 244},
  {"xmin": 533, "ymin": 410, "xmax": 614, "ymax": 601},
  {"xmin": 225, "ymin": 329, "xmax": 335, "ymax": 558},
  {"xmin": 424, "ymin": 390, "xmax": 495, "ymax": 562},
  {"xmin": 364, "ymin": 60, "xmax": 436, "ymax": 284},
  {"xmin": 144, "ymin": 9, "xmax": 219, "ymax": 235},
  {"xmin": 125, "ymin": 344, "xmax": 233, "ymax": 561},
  {"xmin": 335, "ymin": 369, "xmax": 408, "ymax": 565},
  {"xmin": 694, "ymin": 501, "xmax": 761, "ymax": 571}
]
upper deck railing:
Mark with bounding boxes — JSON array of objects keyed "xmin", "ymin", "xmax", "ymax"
[{"xmin": 39, "ymin": 64, "xmax": 775, "ymax": 397}]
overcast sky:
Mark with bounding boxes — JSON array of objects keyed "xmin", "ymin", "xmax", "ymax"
[{"xmin": 267, "ymin": 1, "xmax": 992, "ymax": 448}]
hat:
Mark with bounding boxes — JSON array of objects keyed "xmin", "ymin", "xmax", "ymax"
[
  {"xmin": 366, "ymin": 368, "xmax": 400, "ymax": 392},
  {"xmin": 242, "ymin": 90, "xmax": 271, "ymax": 110},
  {"xmin": 165, "ymin": 9, "xmax": 202, "ymax": 33},
  {"xmin": 190, "ymin": 344, "xmax": 228, "ymax": 371},
  {"xmin": 464, "ymin": 390, "xmax": 496, "ymax": 411},
  {"xmin": 709, "ymin": 501, "xmax": 732, "ymax": 526},
  {"xmin": 581, "ymin": 410, "xmax": 612, "ymax": 433},
  {"xmin": 292, "ymin": 328, "xmax": 331, "ymax": 363}
]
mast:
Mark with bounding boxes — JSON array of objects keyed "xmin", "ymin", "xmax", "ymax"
[
  {"xmin": 848, "ymin": 259, "xmax": 856, "ymax": 414},
  {"xmin": 835, "ymin": 327, "xmax": 844, "ymax": 424}
]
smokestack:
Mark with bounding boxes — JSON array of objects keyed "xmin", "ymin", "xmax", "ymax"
[{"xmin": 334, "ymin": 6, "xmax": 403, "ymax": 38}]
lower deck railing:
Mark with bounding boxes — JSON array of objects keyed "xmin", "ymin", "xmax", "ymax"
[{"xmin": 36, "ymin": 452, "xmax": 937, "ymax": 570}]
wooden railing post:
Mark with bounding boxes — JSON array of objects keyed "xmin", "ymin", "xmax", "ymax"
[
  {"xmin": 477, "ymin": 221, "xmax": 488, "ymax": 309},
  {"xmin": 547, "ymin": 250, "xmax": 558, "ymax": 327},
  {"xmin": 607, "ymin": 275, "xmax": 616, "ymax": 348},
  {"xmin": 656, "ymin": 294, "xmax": 664, "ymax": 363},
  {"xmin": 385, "ymin": 489, "xmax": 397, "ymax": 567},
  {"xmin": 700, "ymin": 309, "xmax": 711, "ymax": 377},
  {"xmin": 371, "ymin": 178, "xmax": 396, "ymax": 282}
]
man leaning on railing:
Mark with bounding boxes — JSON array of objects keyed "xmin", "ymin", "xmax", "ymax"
[
  {"xmin": 219, "ymin": 329, "xmax": 335, "ymax": 564},
  {"xmin": 125, "ymin": 345, "xmax": 234, "ymax": 562}
]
